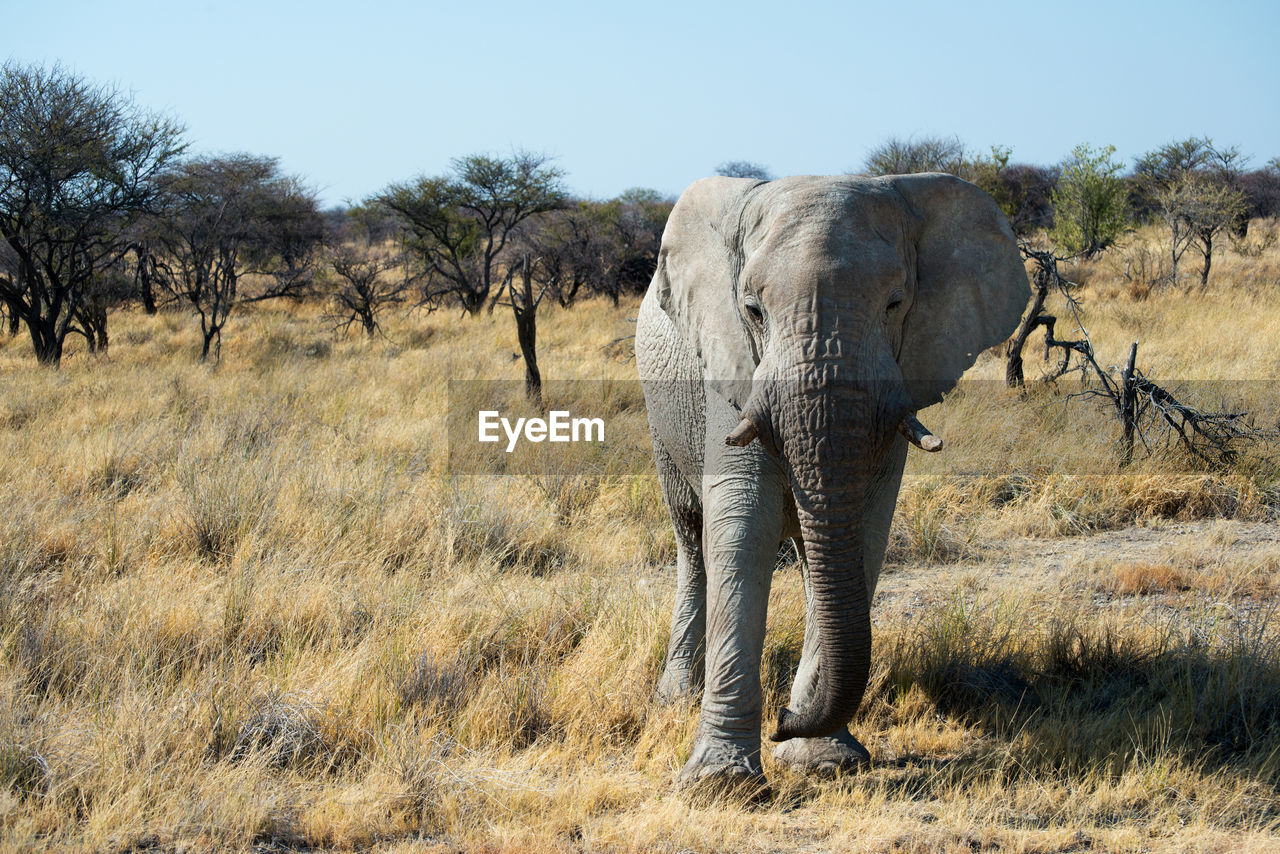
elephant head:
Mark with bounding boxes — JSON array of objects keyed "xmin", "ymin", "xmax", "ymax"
[{"xmin": 652, "ymin": 173, "xmax": 1028, "ymax": 741}]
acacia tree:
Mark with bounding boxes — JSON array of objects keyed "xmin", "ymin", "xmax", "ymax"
[
  {"xmin": 323, "ymin": 206, "xmax": 414, "ymax": 337},
  {"xmin": 496, "ymin": 252, "xmax": 550, "ymax": 404},
  {"xmin": 715, "ymin": 161, "xmax": 773, "ymax": 180},
  {"xmin": 497, "ymin": 209, "xmax": 607, "ymax": 403},
  {"xmin": 0, "ymin": 63, "xmax": 184, "ymax": 365},
  {"xmin": 376, "ymin": 152, "xmax": 565, "ymax": 315},
  {"xmin": 526, "ymin": 204, "xmax": 612, "ymax": 308},
  {"xmin": 594, "ymin": 188, "xmax": 673, "ymax": 300},
  {"xmin": 125, "ymin": 234, "xmax": 167, "ymax": 315},
  {"xmin": 1136, "ymin": 138, "xmax": 1249, "ymax": 286},
  {"xmin": 1240, "ymin": 158, "xmax": 1280, "ymax": 228},
  {"xmin": 1049, "ymin": 143, "xmax": 1129, "ymax": 258},
  {"xmin": 326, "ymin": 245, "xmax": 409, "ymax": 336},
  {"xmin": 1190, "ymin": 146, "xmax": 1249, "ymax": 286},
  {"xmin": 157, "ymin": 154, "xmax": 323, "ymax": 360},
  {"xmin": 67, "ymin": 258, "xmax": 134, "ymax": 353},
  {"xmin": 863, "ymin": 135, "xmax": 968, "ymax": 176},
  {"xmin": 487, "ymin": 190, "xmax": 674, "ymax": 403}
]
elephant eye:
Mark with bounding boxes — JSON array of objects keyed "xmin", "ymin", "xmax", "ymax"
[
  {"xmin": 743, "ymin": 299, "xmax": 764, "ymax": 324},
  {"xmin": 886, "ymin": 294, "xmax": 904, "ymax": 314}
]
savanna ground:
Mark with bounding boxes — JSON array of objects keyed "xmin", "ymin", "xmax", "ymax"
[{"xmin": 2, "ymin": 224, "xmax": 1280, "ymax": 852}]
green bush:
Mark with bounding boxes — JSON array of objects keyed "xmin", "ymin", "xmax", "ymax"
[{"xmin": 1050, "ymin": 143, "xmax": 1130, "ymax": 258}]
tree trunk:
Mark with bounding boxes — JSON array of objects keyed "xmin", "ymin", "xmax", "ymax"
[
  {"xmin": 1199, "ymin": 232, "xmax": 1213, "ymax": 288},
  {"xmin": 81, "ymin": 297, "xmax": 108, "ymax": 355},
  {"xmin": 516, "ymin": 309, "xmax": 540, "ymax": 405},
  {"xmin": 138, "ymin": 248, "xmax": 159, "ymax": 315},
  {"xmin": 1005, "ymin": 274, "xmax": 1050, "ymax": 388},
  {"xmin": 140, "ymin": 275, "xmax": 157, "ymax": 315},
  {"xmin": 200, "ymin": 324, "xmax": 220, "ymax": 362},
  {"xmin": 1119, "ymin": 342, "xmax": 1138, "ymax": 466},
  {"xmin": 512, "ymin": 256, "xmax": 542, "ymax": 406},
  {"xmin": 29, "ymin": 317, "xmax": 63, "ymax": 366}
]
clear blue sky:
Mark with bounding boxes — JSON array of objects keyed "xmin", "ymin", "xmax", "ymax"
[{"xmin": 7, "ymin": 0, "xmax": 1277, "ymax": 207}]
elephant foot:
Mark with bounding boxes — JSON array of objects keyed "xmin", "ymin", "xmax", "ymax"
[
  {"xmin": 773, "ymin": 727, "xmax": 871, "ymax": 777},
  {"xmin": 653, "ymin": 666, "xmax": 699, "ymax": 705},
  {"xmin": 677, "ymin": 737, "xmax": 769, "ymax": 801}
]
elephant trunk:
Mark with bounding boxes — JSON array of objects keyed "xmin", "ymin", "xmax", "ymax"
[{"xmin": 747, "ymin": 363, "xmax": 904, "ymax": 742}]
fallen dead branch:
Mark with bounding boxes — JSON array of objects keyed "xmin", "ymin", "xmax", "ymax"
[{"xmin": 1008, "ymin": 244, "xmax": 1275, "ymax": 466}]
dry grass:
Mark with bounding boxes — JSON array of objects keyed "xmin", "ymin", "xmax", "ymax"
[
  {"xmin": 1096, "ymin": 551, "xmax": 1280, "ymax": 599},
  {"xmin": 0, "ymin": 231, "xmax": 1278, "ymax": 851}
]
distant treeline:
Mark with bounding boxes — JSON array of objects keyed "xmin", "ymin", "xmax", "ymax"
[{"xmin": 2, "ymin": 64, "xmax": 1278, "ymax": 372}]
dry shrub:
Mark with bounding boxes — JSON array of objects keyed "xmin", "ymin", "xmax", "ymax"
[
  {"xmin": 457, "ymin": 665, "xmax": 553, "ymax": 750},
  {"xmin": 231, "ymin": 691, "xmax": 359, "ymax": 773},
  {"xmin": 879, "ymin": 596, "xmax": 1033, "ymax": 724},
  {"xmin": 889, "ymin": 477, "xmax": 974, "ymax": 563},
  {"xmin": 547, "ymin": 586, "xmax": 668, "ymax": 749},
  {"xmin": 761, "ymin": 602, "xmax": 805, "ymax": 711},
  {"xmin": 442, "ymin": 480, "xmax": 571, "ymax": 574},
  {"xmin": 0, "ymin": 712, "xmax": 50, "ymax": 800},
  {"xmin": 494, "ymin": 670, "xmax": 551, "ymax": 750},
  {"xmin": 219, "ymin": 569, "xmax": 287, "ymax": 664},
  {"xmin": 1230, "ymin": 217, "xmax": 1279, "ymax": 259},
  {"xmin": 603, "ymin": 334, "xmax": 634, "ymax": 362},
  {"xmin": 0, "ymin": 507, "xmax": 49, "ymax": 582},
  {"xmin": 1110, "ymin": 242, "xmax": 1172, "ymax": 299},
  {"xmin": 398, "ymin": 650, "xmax": 476, "ymax": 718},
  {"xmin": 532, "ymin": 474, "xmax": 601, "ymax": 523},
  {"xmin": 1058, "ymin": 256, "xmax": 1100, "ymax": 290},
  {"xmin": 252, "ymin": 327, "xmax": 332, "ymax": 367},
  {"xmin": 173, "ymin": 409, "xmax": 301, "ymax": 560},
  {"xmin": 1119, "ymin": 474, "xmax": 1264, "ymax": 521},
  {"xmin": 1204, "ymin": 555, "xmax": 1280, "ymax": 599},
  {"xmin": 2, "ymin": 397, "xmax": 37, "ymax": 431},
  {"xmin": 178, "ymin": 464, "xmax": 277, "ymax": 560},
  {"xmin": 398, "ymin": 325, "xmax": 435, "ymax": 350},
  {"xmin": 82, "ymin": 440, "xmax": 147, "ymax": 498},
  {"xmin": 982, "ymin": 473, "xmax": 1270, "ymax": 538},
  {"xmin": 15, "ymin": 612, "xmax": 89, "ymax": 700},
  {"xmin": 1099, "ymin": 562, "xmax": 1193, "ymax": 595}
]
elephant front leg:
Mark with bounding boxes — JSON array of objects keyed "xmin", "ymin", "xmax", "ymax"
[{"xmin": 677, "ymin": 470, "xmax": 784, "ymax": 790}]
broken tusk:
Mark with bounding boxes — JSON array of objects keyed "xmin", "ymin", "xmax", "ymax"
[
  {"xmin": 899, "ymin": 413, "xmax": 943, "ymax": 452},
  {"xmin": 725, "ymin": 418, "xmax": 758, "ymax": 447}
]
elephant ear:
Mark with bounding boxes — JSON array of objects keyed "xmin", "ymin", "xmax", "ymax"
[
  {"xmin": 890, "ymin": 173, "xmax": 1030, "ymax": 410},
  {"xmin": 651, "ymin": 176, "xmax": 764, "ymax": 409}
]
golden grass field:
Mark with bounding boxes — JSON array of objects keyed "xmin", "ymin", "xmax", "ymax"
[{"xmin": 1, "ymin": 223, "xmax": 1279, "ymax": 852}]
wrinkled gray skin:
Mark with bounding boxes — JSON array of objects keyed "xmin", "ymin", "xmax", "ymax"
[{"xmin": 635, "ymin": 173, "xmax": 1028, "ymax": 788}]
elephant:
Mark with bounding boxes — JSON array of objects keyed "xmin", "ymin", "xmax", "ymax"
[{"xmin": 635, "ymin": 172, "xmax": 1028, "ymax": 789}]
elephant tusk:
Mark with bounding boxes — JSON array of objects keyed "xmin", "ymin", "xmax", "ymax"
[
  {"xmin": 725, "ymin": 418, "xmax": 758, "ymax": 447},
  {"xmin": 899, "ymin": 413, "xmax": 943, "ymax": 452}
]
